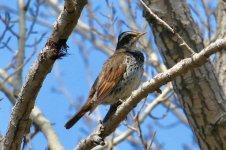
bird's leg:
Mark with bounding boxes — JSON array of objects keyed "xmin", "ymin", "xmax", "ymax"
[{"xmin": 103, "ymin": 101, "xmax": 122, "ymax": 123}]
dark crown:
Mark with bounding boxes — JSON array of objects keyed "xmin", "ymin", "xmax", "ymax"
[{"xmin": 116, "ymin": 31, "xmax": 139, "ymax": 49}]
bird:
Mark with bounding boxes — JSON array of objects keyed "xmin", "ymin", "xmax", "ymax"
[{"xmin": 65, "ymin": 31, "xmax": 145, "ymax": 129}]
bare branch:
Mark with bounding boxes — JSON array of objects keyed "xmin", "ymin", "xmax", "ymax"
[
  {"xmin": 162, "ymin": 101, "xmax": 188, "ymax": 126},
  {"xmin": 30, "ymin": 107, "xmax": 64, "ymax": 150},
  {"xmin": 13, "ymin": 0, "xmax": 27, "ymax": 94},
  {"xmin": 0, "ymin": 69, "xmax": 15, "ymax": 87},
  {"xmin": 75, "ymin": 38, "xmax": 226, "ymax": 150},
  {"xmin": 4, "ymin": 41, "xmax": 38, "ymax": 84},
  {"xmin": 95, "ymin": 86, "xmax": 184, "ymax": 149},
  {"xmin": 0, "ymin": 81, "xmax": 64, "ymax": 149},
  {"xmin": 3, "ymin": 0, "xmax": 87, "ymax": 149},
  {"xmin": 147, "ymin": 131, "xmax": 156, "ymax": 150},
  {"xmin": 215, "ymin": 0, "xmax": 226, "ymax": 95},
  {"xmin": 140, "ymin": 0, "xmax": 195, "ymax": 54}
]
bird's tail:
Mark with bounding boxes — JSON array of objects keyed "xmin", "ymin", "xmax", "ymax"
[{"xmin": 64, "ymin": 102, "xmax": 91, "ymax": 129}]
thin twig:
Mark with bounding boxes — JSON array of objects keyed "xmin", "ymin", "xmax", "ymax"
[
  {"xmin": 140, "ymin": 0, "xmax": 196, "ymax": 54},
  {"xmin": 147, "ymin": 131, "xmax": 156, "ymax": 150}
]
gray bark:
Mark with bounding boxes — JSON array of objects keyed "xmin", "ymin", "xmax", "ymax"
[
  {"xmin": 75, "ymin": 37, "xmax": 226, "ymax": 150},
  {"xmin": 143, "ymin": 0, "xmax": 226, "ymax": 149},
  {"xmin": 215, "ymin": 0, "xmax": 226, "ymax": 94},
  {"xmin": 2, "ymin": 0, "xmax": 87, "ymax": 149},
  {"xmin": 0, "ymin": 81, "xmax": 64, "ymax": 150}
]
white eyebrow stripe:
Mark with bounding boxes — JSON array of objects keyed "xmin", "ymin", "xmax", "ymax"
[{"xmin": 118, "ymin": 32, "xmax": 137, "ymax": 41}]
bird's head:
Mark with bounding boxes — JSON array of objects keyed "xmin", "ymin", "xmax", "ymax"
[{"xmin": 116, "ymin": 31, "xmax": 145, "ymax": 51}]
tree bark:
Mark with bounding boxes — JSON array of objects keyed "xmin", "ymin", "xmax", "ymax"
[
  {"xmin": 0, "ymin": 81, "xmax": 64, "ymax": 150},
  {"xmin": 142, "ymin": 0, "xmax": 226, "ymax": 149},
  {"xmin": 75, "ymin": 37, "xmax": 226, "ymax": 150},
  {"xmin": 2, "ymin": 0, "xmax": 87, "ymax": 149},
  {"xmin": 215, "ymin": 0, "xmax": 226, "ymax": 94}
]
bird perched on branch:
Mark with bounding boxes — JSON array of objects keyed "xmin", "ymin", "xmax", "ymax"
[{"xmin": 65, "ymin": 31, "xmax": 145, "ymax": 129}]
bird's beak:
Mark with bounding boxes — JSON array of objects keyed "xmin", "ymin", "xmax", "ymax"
[
  {"xmin": 135, "ymin": 32, "xmax": 146, "ymax": 40},
  {"xmin": 130, "ymin": 32, "xmax": 146, "ymax": 46}
]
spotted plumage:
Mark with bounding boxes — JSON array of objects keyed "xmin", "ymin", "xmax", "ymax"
[{"xmin": 65, "ymin": 31, "xmax": 145, "ymax": 129}]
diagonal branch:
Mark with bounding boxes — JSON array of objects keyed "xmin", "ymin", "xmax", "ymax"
[
  {"xmin": 2, "ymin": 0, "xmax": 87, "ymax": 149},
  {"xmin": 0, "ymin": 81, "xmax": 64, "ymax": 150},
  {"xmin": 94, "ymin": 86, "xmax": 173, "ymax": 150},
  {"xmin": 75, "ymin": 38, "xmax": 226, "ymax": 150},
  {"xmin": 140, "ymin": 0, "xmax": 195, "ymax": 54}
]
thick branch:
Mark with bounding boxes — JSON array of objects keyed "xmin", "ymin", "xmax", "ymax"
[
  {"xmin": 3, "ymin": 0, "xmax": 87, "ymax": 149},
  {"xmin": 215, "ymin": 0, "xmax": 226, "ymax": 94},
  {"xmin": 143, "ymin": 0, "xmax": 226, "ymax": 149},
  {"xmin": 95, "ymin": 86, "xmax": 173, "ymax": 150},
  {"xmin": 75, "ymin": 38, "xmax": 226, "ymax": 150},
  {"xmin": 0, "ymin": 81, "xmax": 64, "ymax": 150}
]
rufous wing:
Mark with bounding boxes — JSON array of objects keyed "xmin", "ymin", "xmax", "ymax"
[
  {"xmin": 64, "ymin": 52, "xmax": 127, "ymax": 129},
  {"xmin": 87, "ymin": 52, "xmax": 127, "ymax": 112}
]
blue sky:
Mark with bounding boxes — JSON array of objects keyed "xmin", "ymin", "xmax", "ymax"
[{"xmin": 0, "ymin": 0, "xmax": 218, "ymax": 149}]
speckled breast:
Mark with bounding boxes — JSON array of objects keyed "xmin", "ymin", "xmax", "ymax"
[{"xmin": 103, "ymin": 51, "xmax": 144, "ymax": 104}]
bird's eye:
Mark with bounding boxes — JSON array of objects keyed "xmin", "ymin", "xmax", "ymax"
[{"xmin": 123, "ymin": 35, "xmax": 133, "ymax": 41}]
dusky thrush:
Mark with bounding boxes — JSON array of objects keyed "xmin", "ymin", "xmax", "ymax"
[{"xmin": 65, "ymin": 31, "xmax": 145, "ymax": 129}]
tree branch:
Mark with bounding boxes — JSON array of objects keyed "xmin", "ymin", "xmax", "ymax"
[
  {"xmin": 75, "ymin": 37, "xmax": 226, "ymax": 150},
  {"xmin": 13, "ymin": 0, "xmax": 27, "ymax": 94},
  {"xmin": 2, "ymin": 0, "xmax": 87, "ymax": 149},
  {"xmin": 140, "ymin": 0, "xmax": 195, "ymax": 54},
  {"xmin": 0, "ymin": 81, "xmax": 64, "ymax": 150},
  {"xmin": 94, "ymin": 86, "xmax": 172, "ymax": 150},
  {"xmin": 142, "ymin": 1, "xmax": 226, "ymax": 149},
  {"xmin": 215, "ymin": 0, "xmax": 226, "ymax": 94}
]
